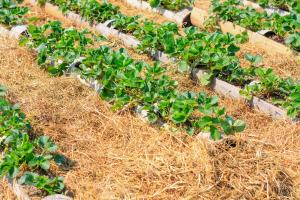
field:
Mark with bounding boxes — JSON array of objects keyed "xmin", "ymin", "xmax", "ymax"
[{"xmin": 0, "ymin": 0, "xmax": 300, "ymax": 199}]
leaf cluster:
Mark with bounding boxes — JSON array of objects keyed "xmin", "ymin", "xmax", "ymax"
[
  {"xmin": 0, "ymin": 87, "xmax": 65, "ymax": 194},
  {"xmin": 36, "ymin": 0, "xmax": 300, "ymax": 117},
  {"xmin": 148, "ymin": 0, "xmax": 194, "ymax": 11},
  {"xmin": 0, "ymin": 0, "xmax": 28, "ymax": 27},
  {"xmin": 22, "ymin": 21, "xmax": 246, "ymax": 140},
  {"xmin": 211, "ymin": 0, "xmax": 300, "ymax": 51}
]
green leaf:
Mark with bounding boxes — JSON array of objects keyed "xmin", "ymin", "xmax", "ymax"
[
  {"xmin": 40, "ymin": 160, "xmax": 50, "ymax": 170},
  {"xmin": 8, "ymin": 166, "xmax": 19, "ymax": 179},
  {"xmin": 228, "ymin": 44, "xmax": 240, "ymax": 54},
  {"xmin": 245, "ymin": 53, "xmax": 262, "ymax": 66},
  {"xmin": 233, "ymin": 120, "xmax": 246, "ymax": 132},
  {"xmin": 147, "ymin": 112, "xmax": 158, "ymax": 123},
  {"xmin": 210, "ymin": 126, "xmax": 221, "ymax": 140},
  {"xmin": 149, "ymin": 0, "xmax": 161, "ymax": 7},
  {"xmin": 36, "ymin": 136, "xmax": 57, "ymax": 152},
  {"xmin": 171, "ymin": 113, "xmax": 188, "ymax": 123},
  {"xmin": 18, "ymin": 172, "xmax": 35, "ymax": 185},
  {"xmin": 187, "ymin": 127, "xmax": 194, "ymax": 136},
  {"xmin": 178, "ymin": 61, "xmax": 190, "ymax": 73},
  {"xmin": 200, "ymin": 73, "xmax": 213, "ymax": 86}
]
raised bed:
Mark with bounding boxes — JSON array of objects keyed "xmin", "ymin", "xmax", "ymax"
[
  {"xmin": 25, "ymin": 0, "xmax": 174, "ymax": 65},
  {"xmin": 192, "ymin": 69, "xmax": 296, "ymax": 122},
  {"xmin": 24, "ymin": 0, "xmax": 299, "ymax": 122},
  {"xmin": 190, "ymin": 7, "xmax": 299, "ymax": 57},
  {"xmin": 124, "ymin": 0, "xmax": 192, "ymax": 26},
  {"xmin": 0, "ymin": 24, "xmax": 72, "ymax": 200},
  {"xmin": 241, "ymin": 0, "xmax": 289, "ymax": 15}
]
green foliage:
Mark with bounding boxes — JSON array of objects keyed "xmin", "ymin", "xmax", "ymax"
[
  {"xmin": 25, "ymin": 0, "xmax": 300, "ymax": 118},
  {"xmin": 20, "ymin": 21, "xmax": 94, "ymax": 76},
  {"xmin": 22, "ymin": 22, "xmax": 246, "ymax": 139},
  {"xmin": 254, "ymin": 0, "xmax": 300, "ymax": 13},
  {"xmin": 19, "ymin": 172, "xmax": 64, "ymax": 194},
  {"xmin": 239, "ymin": 57, "xmax": 300, "ymax": 118},
  {"xmin": 210, "ymin": 0, "xmax": 300, "ymax": 51},
  {"xmin": 0, "ymin": 0, "xmax": 29, "ymax": 27},
  {"xmin": 0, "ymin": 86, "xmax": 64, "ymax": 194},
  {"xmin": 147, "ymin": 0, "xmax": 194, "ymax": 11}
]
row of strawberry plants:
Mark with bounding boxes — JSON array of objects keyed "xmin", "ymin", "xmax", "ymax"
[
  {"xmin": 35, "ymin": 0, "xmax": 300, "ymax": 118},
  {"xmin": 210, "ymin": 0, "xmax": 300, "ymax": 51},
  {"xmin": 0, "ymin": 0, "xmax": 28, "ymax": 27},
  {"xmin": 250, "ymin": 0, "xmax": 300, "ymax": 13},
  {"xmin": 19, "ymin": 20, "xmax": 246, "ymax": 139},
  {"xmin": 147, "ymin": 0, "xmax": 194, "ymax": 11},
  {"xmin": 0, "ymin": 85, "xmax": 65, "ymax": 195}
]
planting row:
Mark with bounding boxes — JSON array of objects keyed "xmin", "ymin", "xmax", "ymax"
[
  {"xmin": 124, "ymin": 0, "xmax": 192, "ymax": 25},
  {"xmin": 0, "ymin": 0, "xmax": 28, "ymax": 28},
  {"xmin": 247, "ymin": 0, "xmax": 299, "ymax": 13},
  {"xmin": 209, "ymin": 0, "xmax": 300, "ymax": 51},
  {"xmin": 27, "ymin": 0, "xmax": 300, "ymax": 119},
  {"xmin": 0, "ymin": 1, "xmax": 246, "ymax": 138},
  {"xmin": 0, "ymin": 85, "xmax": 66, "ymax": 197},
  {"xmin": 19, "ymin": 20, "xmax": 245, "ymax": 140},
  {"xmin": 2, "ymin": 0, "xmax": 299, "ymax": 117},
  {"xmin": 146, "ymin": 0, "xmax": 194, "ymax": 11},
  {"xmin": 3, "ymin": 1, "xmax": 300, "ymax": 119}
]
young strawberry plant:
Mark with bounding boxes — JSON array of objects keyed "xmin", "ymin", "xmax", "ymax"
[
  {"xmin": 31, "ymin": 0, "xmax": 300, "ymax": 118},
  {"xmin": 48, "ymin": 0, "xmax": 118, "ymax": 24},
  {"xmin": 252, "ymin": 0, "xmax": 300, "ymax": 13},
  {"xmin": 20, "ymin": 21, "xmax": 94, "ymax": 76},
  {"xmin": 148, "ymin": 0, "xmax": 194, "ymax": 11},
  {"xmin": 0, "ymin": 85, "xmax": 65, "ymax": 195},
  {"xmin": 0, "ymin": 0, "xmax": 29, "ymax": 27},
  {"xmin": 239, "ymin": 54, "xmax": 300, "ymax": 118},
  {"xmin": 210, "ymin": 0, "xmax": 300, "ymax": 51},
  {"xmin": 21, "ymin": 21, "xmax": 246, "ymax": 140}
]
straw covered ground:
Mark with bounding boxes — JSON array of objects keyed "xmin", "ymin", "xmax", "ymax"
[
  {"xmin": 0, "ymin": 1, "xmax": 300, "ymax": 199},
  {"xmin": 1, "ymin": 32, "xmax": 300, "ymax": 200}
]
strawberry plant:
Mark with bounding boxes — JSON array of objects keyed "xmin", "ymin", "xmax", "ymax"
[
  {"xmin": 0, "ymin": 0, "xmax": 29, "ymax": 27},
  {"xmin": 0, "ymin": 85, "xmax": 65, "ymax": 195},
  {"xmin": 252, "ymin": 0, "xmax": 300, "ymax": 13},
  {"xmin": 111, "ymin": 13, "xmax": 140, "ymax": 33},
  {"xmin": 239, "ymin": 54, "xmax": 300, "ymax": 118},
  {"xmin": 49, "ymin": 0, "xmax": 119, "ymax": 24},
  {"xmin": 25, "ymin": 0, "xmax": 300, "ymax": 118},
  {"xmin": 20, "ymin": 21, "xmax": 94, "ymax": 76},
  {"xmin": 21, "ymin": 22, "xmax": 246, "ymax": 139},
  {"xmin": 147, "ymin": 0, "xmax": 194, "ymax": 11},
  {"xmin": 210, "ymin": 0, "xmax": 300, "ymax": 51}
]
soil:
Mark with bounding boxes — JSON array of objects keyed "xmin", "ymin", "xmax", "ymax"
[{"xmin": 267, "ymin": 33, "xmax": 285, "ymax": 44}]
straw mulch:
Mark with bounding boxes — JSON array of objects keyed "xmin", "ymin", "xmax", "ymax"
[
  {"xmin": 1, "ymin": 30, "xmax": 300, "ymax": 199},
  {"xmin": 0, "ymin": 179, "xmax": 17, "ymax": 200}
]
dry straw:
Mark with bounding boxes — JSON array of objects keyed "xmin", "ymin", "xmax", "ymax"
[{"xmin": 0, "ymin": 1, "xmax": 300, "ymax": 199}]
